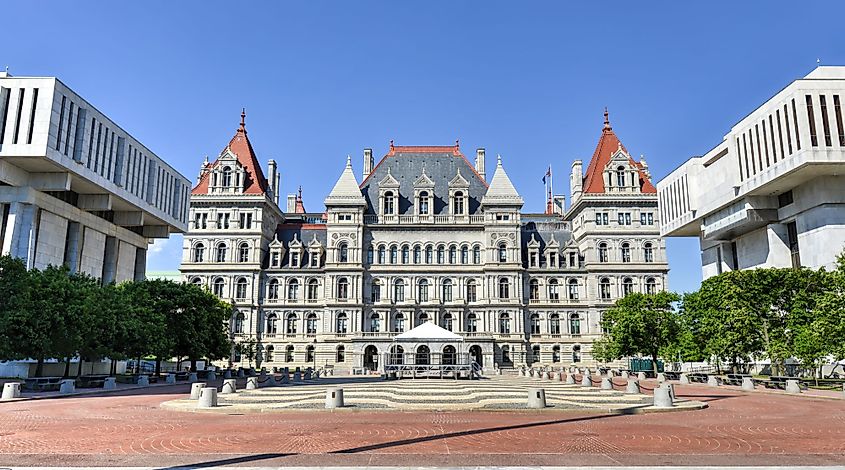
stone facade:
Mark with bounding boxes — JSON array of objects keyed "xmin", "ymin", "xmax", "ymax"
[
  {"xmin": 0, "ymin": 72, "xmax": 189, "ymax": 281},
  {"xmin": 181, "ymin": 112, "xmax": 667, "ymax": 372},
  {"xmin": 657, "ymin": 66, "xmax": 845, "ymax": 278}
]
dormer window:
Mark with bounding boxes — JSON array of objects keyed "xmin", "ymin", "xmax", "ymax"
[
  {"xmin": 419, "ymin": 191, "xmax": 430, "ymax": 215},
  {"xmin": 616, "ymin": 166, "xmax": 626, "ymax": 187},
  {"xmin": 384, "ymin": 191, "xmax": 395, "ymax": 215},
  {"xmin": 290, "ymin": 252, "xmax": 300, "ymax": 267},
  {"xmin": 222, "ymin": 166, "xmax": 233, "ymax": 187},
  {"xmin": 453, "ymin": 191, "xmax": 465, "ymax": 215},
  {"xmin": 448, "ymin": 170, "xmax": 470, "ymax": 216}
]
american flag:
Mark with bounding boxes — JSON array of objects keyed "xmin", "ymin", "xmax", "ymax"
[{"xmin": 542, "ymin": 166, "xmax": 552, "ymax": 184}]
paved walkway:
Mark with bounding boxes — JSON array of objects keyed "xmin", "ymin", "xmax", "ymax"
[{"xmin": 0, "ymin": 379, "xmax": 843, "ymax": 467}]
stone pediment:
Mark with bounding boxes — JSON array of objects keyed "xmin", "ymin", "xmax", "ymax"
[
  {"xmin": 449, "ymin": 169, "xmax": 470, "ymax": 188},
  {"xmin": 413, "ymin": 169, "xmax": 435, "ymax": 188},
  {"xmin": 379, "ymin": 169, "xmax": 400, "ymax": 188}
]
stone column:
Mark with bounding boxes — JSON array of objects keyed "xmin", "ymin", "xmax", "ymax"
[{"xmin": 527, "ymin": 388, "xmax": 546, "ymax": 408}]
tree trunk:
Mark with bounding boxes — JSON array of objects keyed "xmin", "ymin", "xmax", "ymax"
[
  {"xmin": 76, "ymin": 357, "xmax": 84, "ymax": 378},
  {"xmin": 652, "ymin": 352, "xmax": 659, "ymax": 376},
  {"xmin": 35, "ymin": 357, "xmax": 44, "ymax": 377},
  {"xmin": 155, "ymin": 357, "xmax": 161, "ymax": 376},
  {"xmin": 190, "ymin": 358, "xmax": 197, "ymax": 372},
  {"xmin": 63, "ymin": 356, "xmax": 71, "ymax": 378},
  {"xmin": 136, "ymin": 355, "xmax": 142, "ymax": 374}
]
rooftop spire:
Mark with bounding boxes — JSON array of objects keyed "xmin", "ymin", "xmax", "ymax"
[
  {"xmin": 240, "ymin": 108, "xmax": 246, "ymax": 129},
  {"xmin": 603, "ymin": 107, "xmax": 611, "ymax": 131}
]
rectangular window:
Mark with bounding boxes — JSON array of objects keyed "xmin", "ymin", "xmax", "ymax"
[
  {"xmin": 64, "ymin": 102, "xmax": 75, "ymax": 156},
  {"xmin": 761, "ymin": 121, "xmax": 769, "ymax": 167},
  {"xmin": 730, "ymin": 241, "xmax": 739, "ymax": 270},
  {"xmin": 792, "ymin": 98, "xmax": 801, "ymax": 150},
  {"xmin": 783, "ymin": 105, "xmax": 793, "ymax": 155},
  {"xmin": 736, "ymin": 137, "xmax": 744, "ymax": 181},
  {"xmin": 72, "ymin": 107, "xmax": 86, "ymax": 162},
  {"xmin": 747, "ymin": 130, "xmax": 756, "ymax": 174},
  {"xmin": 787, "ymin": 221, "xmax": 800, "ymax": 268},
  {"xmin": 742, "ymin": 133, "xmax": 750, "ymax": 178},
  {"xmin": 0, "ymin": 87, "xmax": 10, "ymax": 145},
  {"xmin": 25, "ymin": 88, "xmax": 38, "ymax": 144},
  {"xmin": 56, "ymin": 95, "xmax": 66, "ymax": 150},
  {"xmin": 595, "ymin": 212, "xmax": 609, "ymax": 225},
  {"xmin": 768, "ymin": 115, "xmax": 778, "ymax": 163},
  {"xmin": 617, "ymin": 212, "xmax": 631, "ymax": 225},
  {"xmin": 12, "ymin": 88, "xmax": 24, "ymax": 144},
  {"xmin": 834, "ymin": 95, "xmax": 845, "ymax": 147},
  {"xmin": 806, "ymin": 95, "xmax": 818, "ymax": 147},
  {"xmin": 778, "ymin": 190, "xmax": 793, "ymax": 208},
  {"xmin": 820, "ymin": 95, "xmax": 832, "ymax": 147},
  {"xmin": 86, "ymin": 117, "xmax": 96, "ymax": 168},
  {"xmin": 754, "ymin": 124, "xmax": 763, "ymax": 170}
]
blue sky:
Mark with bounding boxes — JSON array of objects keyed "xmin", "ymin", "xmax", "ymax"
[{"xmin": 5, "ymin": 2, "xmax": 844, "ymax": 293}]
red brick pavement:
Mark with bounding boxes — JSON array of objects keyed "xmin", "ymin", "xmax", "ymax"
[{"xmin": 0, "ymin": 381, "xmax": 844, "ymax": 467}]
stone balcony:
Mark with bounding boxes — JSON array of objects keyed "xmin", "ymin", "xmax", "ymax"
[{"xmin": 364, "ymin": 214, "xmax": 485, "ymax": 225}]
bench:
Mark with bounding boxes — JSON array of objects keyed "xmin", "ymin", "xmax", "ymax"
[
  {"xmin": 724, "ymin": 373, "xmax": 751, "ymax": 386},
  {"xmin": 77, "ymin": 375, "xmax": 109, "ymax": 388},
  {"xmin": 687, "ymin": 373, "xmax": 709, "ymax": 383},
  {"xmin": 23, "ymin": 377, "xmax": 63, "ymax": 392},
  {"xmin": 663, "ymin": 371, "xmax": 682, "ymax": 381}
]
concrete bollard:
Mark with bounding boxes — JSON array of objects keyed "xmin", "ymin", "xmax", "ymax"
[
  {"xmin": 293, "ymin": 371, "xmax": 302, "ymax": 382},
  {"xmin": 637, "ymin": 372, "xmax": 646, "ymax": 381},
  {"xmin": 527, "ymin": 388, "xmax": 546, "ymax": 408},
  {"xmin": 198, "ymin": 387, "xmax": 218, "ymax": 408},
  {"xmin": 653, "ymin": 384, "xmax": 674, "ymax": 408},
  {"xmin": 190, "ymin": 382, "xmax": 206, "ymax": 399},
  {"xmin": 496, "ymin": 368, "xmax": 502, "ymax": 375},
  {"xmin": 188, "ymin": 372, "xmax": 198, "ymax": 382},
  {"xmin": 626, "ymin": 378, "xmax": 640, "ymax": 394},
  {"xmin": 621, "ymin": 370, "xmax": 629, "ymax": 379},
  {"xmin": 583, "ymin": 367, "xmax": 591, "ymax": 376},
  {"xmin": 60, "ymin": 379, "xmax": 75, "ymax": 394},
  {"xmin": 581, "ymin": 373, "xmax": 592, "ymax": 387},
  {"xmin": 221, "ymin": 378, "xmax": 237, "ymax": 394},
  {"xmin": 565, "ymin": 373, "xmax": 576, "ymax": 385},
  {"xmin": 679, "ymin": 373, "xmax": 690, "ymax": 385},
  {"xmin": 656, "ymin": 372, "xmax": 666, "ymax": 383},
  {"xmin": 246, "ymin": 377, "xmax": 258, "ymax": 390},
  {"xmin": 223, "ymin": 369, "xmax": 232, "ymax": 379},
  {"xmin": 663, "ymin": 383, "xmax": 676, "ymax": 401},
  {"xmin": 207, "ymin": 371, "xmax": 217, "ymax": 381},
  {"xmin": 165, "ymin": 374, "xmax": 176, "ymax": 384},
  {"xmin": 137, "ymin": 375, "xmax": 149, "ymax": 387},
  {"xmin": 2, "ymin": 382, "xmax": 21, "ymax": 400},
  {"xmin": 707, "ymin": 375, "xmax": 719, "ymax": 387},
  {"xmin": 326, "ymin": 388, "xmax": 344, "ymax": 408},
  {"xmin": 237, "ymin": 369, "xmax": 245, "ymax": 378},
  {"xmin": 741, "ymin": 377, "xmax": 755, "ymax": 391},
  {"xmin": 103, "ymin": 377, "xmax": 116, "ymax": 390},
  {"xmin": 785, "ymin": 379, "xmax": 801, "ymax": 394},
  {"xmin": 600, "ymin": 377, "xmax": 613, "ymax": 390}
]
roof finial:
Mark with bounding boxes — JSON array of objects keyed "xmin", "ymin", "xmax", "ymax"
[
  {"xmin": 497, "ymin": 154, "xmax": 502, "ymax": 166},
  {"xmin": 817, "ymin": 58, "xmax": 821, "ymax": 68},
  {"xmin": 298, "ymin": 185, "xmax": 302, "ymax": 198},
  {"xmin": 455, "ymin": 139, "xmax": 460, "ymax": 149},
  {"xmin": 240, "ymin": 108, "xmax": 246, "ymax": 128},
  {"xmin": 389, "ymin": 139, "xmax": 395, "ymax": 151},
  {"xmin": 603, "ymin": 107, "xmax": 611, "ymax": 131},
  {"xmin": 346, "ymin": 154, "xmax": 352, "ymax": 167}
]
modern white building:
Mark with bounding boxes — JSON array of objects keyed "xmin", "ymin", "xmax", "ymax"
[
  {"xmin": 181, "ymin": 111, "xmax": 668, "ymax": 372},
  {"xmin": 0, "ymin": 72, "xmax": 189, "ymax": 282},
  {"xmin": 658, "ymin": 66, "xmax": 845, "ymax": 278}
]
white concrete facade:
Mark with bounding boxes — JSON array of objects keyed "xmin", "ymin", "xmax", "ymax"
[
  {"xmin": 658, "ymin": 66, "xmax": 845, "ymax": 279},
  {"xmin": 0, "ymin": 72, "xmax": 189, "ymax": 281}
]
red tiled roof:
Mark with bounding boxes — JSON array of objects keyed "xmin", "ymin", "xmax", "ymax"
[
  {"xmin": 191, "ymin": 110, "xmax": 269, "ymax": 195},
  {"xmin": 582, "ymin": 110, "xmax": 656, "ymax": 194},
  {"xmin": 360, "ymin": 140, "xmax": 489, "ymax": 188}
]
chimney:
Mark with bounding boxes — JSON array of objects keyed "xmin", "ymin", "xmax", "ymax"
[
  {"xmin": 475, "ymin": 148, "xmax": 486, "ymax": 182},
  {"xmin": 570, "ymin": 160, "xmax": 583, "ymax": 201},
  {"xmin": 363, "ymin": 148, "xmax": 373, "ymax": 179},
  {"xmin": 268, "ymin": 159, "xmax": 278, "ymax": 203},
  {"xmin": 286, "ymin": 194, "xmax": 296, "ymax": 213},
  {"xmin": 274, "ymin": 171, "xmax": 281, "ymax": 205}
]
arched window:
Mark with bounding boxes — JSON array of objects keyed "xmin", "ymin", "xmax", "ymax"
[
  {"xmin": 529, "ymin": 279, "xmax": 539, "ymax": 300},
  {"xmin": 285, "ymin": 345, "xmax": 294, "ymax": 362},
  {"xmin": 454, "ymin": 191, "xmax": 464, "ymax": 215},
  {"xmin": 371, "ymin": 280, "xmax": 381, "ymax": 302},
  {"xmin": 367, "ymin": 246, "xmax": 374, "ymax": 264},
  {"xmin": 622, "ymin": 277, "xmax": 634, "ymax": 297},
  {"xmin": 194, "ymin": 243, "xmax": 206, "ymax": 262},
  {"xmin": 568, "ymin": 279, "xmax": 579, "ymax": 300},
  {"xmin": 306, "ymin": 313, "xmax": 317, "ymax": 334},
  {"xmin": 394, "ymin": 313, "xmax": 405, "ymax": 332},
  {"xmin": 616, "ymin": 166, "xmax": 626, "ymax": 187},
  {"xmin": 336, "ymin": 312, "xmax": 348, "ymax": 333},
  {"xmin": 338, "ymin": 243, "xmax": 348, "ymax": 263},
  {"xmin": 369, "ymin": 312, "xmax": 380, "ymax": 332},
  {"xmin": 419, "ymin": 312, "xmax": 429, "ymax": 325},
  {"xmin": 306, "ymin": 279, "xmax": 319, "ymax": 300},
  {"xmin": 441, "ymin": 312, "xmax": 453, "ymax": 331},
  {"xmin": 265, "ymin": 345, "xmax": 274, "ymax": 362},
  {"xmin": 644, "ymin": 242, "xmax": 654, "ymax": 263},
  {"xmin": 336, "ymin": 346, "xmax": 345, "ymax": 362},
  {"xmin": 419, "ymin": 191, "xmax": 429, "ymax": 215},
  {"xmin": 287, "ymin": 279, "xmax": 299, "ymax": 300},
  {"xmin": 235, "ymin": 242, "xmax": 249, "ymax": 263},
  {"xmin": 552, "ymin": 346, "xmax": 561, "ymax": 363},
  {"xmin": 621, "ymin": 242, "xmax": 631, "ymax": 263},
  {"xmin": 337, "ymin": 278, "xmax": 349, "ymax": 299},
  {"xmin": 394, "ymin": 279, "xmax": 405, "ymax": 302},
  {"xmin": 599, "ymin": 277, "xmax": 611, "ymax": 300},
  {"xmin": 598, "ymin": 242, "xmax": 608, "ymax": 263},
  {"xmin": 425, "ymin": 246, "xmax": 433, "ymax": 264},
  {"xmin": 530, "ymin": 313, "xmax": 540, "ymax": 335},
  {"xmin": 266, "ymin": 313, "xmax": 278, "ymax": 335},
  {"xmin": 461, "ymin": 246, "xmax": 468, "ymax": 264},
  {"xmin": 213, "ymin": 277, "xmax": 225, "ymax": 297},
  {"xmin": 550, "ymin": 313, "xmax": 561, "ymax": 335},
  {"xmin": 473, "ymin": 245, "xmax": 481, "ymax": 264},
  {"xmin": 418, "ymin": 279, "xmax": 428, "ymax": 302},
  {"xmin": 401, "ymin": 245, "xmax": 409, "ymax": 264},
  {"xmin": 498, "ymin": 278, "xmax": 510, "ymax": 299},
  {"xmin": 384, "ymin": 191, "xmax": 395, "ymax": 215},
  {"xmin": 306, "ymin": 345, "xmax": 315, "ymax": 363},
  {"xmin": 378, "ymin": 246, "xmax": 386, "ymax": 264},
  {"xmin": 232, "ymin": 312, "xmax": 245, "ymax": 334},
  {"xmin": 548, "ymin": 278, "xmax": 560, "ymax": 301},
  {"xmin": 498, "ymin": 312, "xmax": 511, "ymax": 333},
  {"xmin": 646, "ymin": 277, "xmax": 657, "ymax": 295},
  {"xmin": 390, "ymin": 246, "xmax": 398, "ymax": 264},
  {"xmin": 466, "ymin": 312, "xmax": 477, "ymax": 332},
  {"xmin": 467, "ymin": 279, "xmax": 477, "ymax": 302},
  {"xmin": 268, "ymin": 279, "xmax": 279, "ymax": 300},
  {"xmin": 570, "ymin": 313, "xmax": 582, "ymax": 335},
  {"xmin": 442, "ymin": 279, "xmax": 453, "ymax": 302},
  {"xmin": 572, "ymin": 344, "xmax": 581, "ymax": 362},
  {"xmin": 413, "ymin": 246, "xmax": 421, "ymax": 264},
  {"xmin": 191, "ymin": 277, "xmax": 202, "ymax": 286},
  {"xmin": 285, "ymin": 313, "xmax": 298, "ymax": 334},
  {"xmin": 437, "ymin": 246, "xmax": 445, "ymax": 264},
  {"xmin": 498, "ymin": 243, "xmax": 507, "ymax": 263},
  {"xmin": 532, "ymin": 345, "xmax": 541, "ymax": 364},
  {"xmin": 235, "ymin": 277, "xmax": 248, "ymax": 299},
  {"xmin": 215, "ymin": 243, "xmax": 227, "ymax": 263},
  {"xmin": 449, "ymin": 246, "xmax": 457, "ymax": 264},
  {"xmin": 416, "ymin": 345, "xmax": 430, "ymax": 365},
  {"xmin": 222, "ymin": 166, "xmax": 232, "ymax": 187}
]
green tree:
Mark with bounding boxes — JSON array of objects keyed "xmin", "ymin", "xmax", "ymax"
[
  {"xmin": 235, "ymin": 337, "xmax": 257, "ymax": 368},
  {"xmin": 598, "ymin": 291, "xmax": 682, "ymax": 374},
  {"xmin": 0, "ymin": 256, "xmax": 36, "ymax": 365}
]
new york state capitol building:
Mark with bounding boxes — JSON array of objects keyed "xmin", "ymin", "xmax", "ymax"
[{"xmin": 180, "ymin": 111, "xmax": 668, "ymax": 373}]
